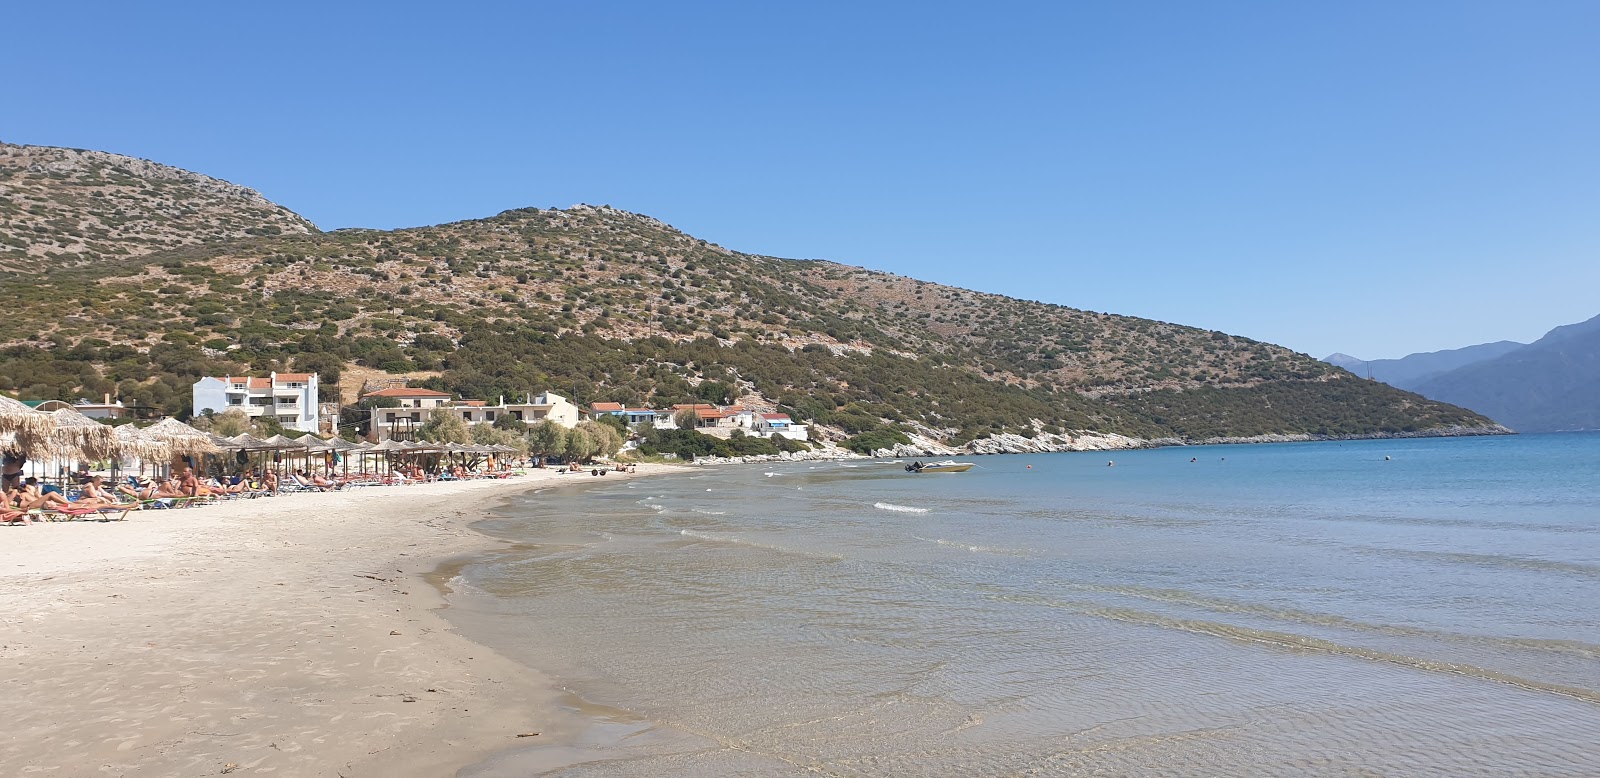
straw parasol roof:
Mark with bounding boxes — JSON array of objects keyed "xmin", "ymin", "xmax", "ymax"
[
  {"xmin": 0, "ymin": 395, "xmax": 55, "ymax": 453},
  {"xmin": 114, "ymin": 424, "xmax": 172, "ymax": 461},
  {"xmin": 143, "ymin": 418, "xmax": 221, "ymax": 458},
  {"xmin": 299, "ymin": 436, "xmax": 336, "ymax": 452},
  {"xmin": 228, "ymin": 433, "xmax": 273, "ymax": 450},
  {"xmin": 369, "ymin": 439, "xmax": 410, "ymax": 453},
  {"xmin": 48, "ymin": 407, "xmax": 119, "ymax": 460},
  {"xmin": 258, "ymin": 434, "xmax": 304, "ymax": 449},
  {"xmin": 206, "ymin": 432, "xmax": 241, "ymax": 450}
]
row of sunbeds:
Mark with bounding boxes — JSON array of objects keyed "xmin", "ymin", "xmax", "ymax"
[{"xmin": 2, "ymin": 468, "xmax": 523, "ymax": 525}]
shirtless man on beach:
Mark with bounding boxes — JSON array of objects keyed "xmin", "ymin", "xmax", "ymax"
[
  {"xmin": 178, "ymin": 467, "xmax": 206, "ymax": 498},
  {"xmin": 77, "ymin": 476, "xmax": 125, "ymax": 506}
]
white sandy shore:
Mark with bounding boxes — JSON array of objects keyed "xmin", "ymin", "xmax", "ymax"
[{"xmin": 0, "ymin": 466, "xmax": 677, "ymax": 777}]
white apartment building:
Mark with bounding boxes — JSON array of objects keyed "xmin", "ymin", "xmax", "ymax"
[
  {"xmin": 193, "ymin": 372, "xmax": 320, "ymax": 433},
  {"xmin": 361, "ymin": 387, "xmax": 456, "ymax": 442},
  {"xmin": 439, "ymin": 391, "xmax": 581, "ymax": 430}
]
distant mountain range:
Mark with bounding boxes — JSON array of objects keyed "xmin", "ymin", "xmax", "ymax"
[{"xmin": 1324, "ymin": 314, "xmax": 1600, "ymax": 432}]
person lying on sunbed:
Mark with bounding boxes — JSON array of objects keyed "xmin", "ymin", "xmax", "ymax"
[
  {"xmin": 15, "ymin": 478, "xmax": 74, "ymax": 511},
  {"xmin": 309, "ymin": 472, "xmax": 350, "ymax": 490}
]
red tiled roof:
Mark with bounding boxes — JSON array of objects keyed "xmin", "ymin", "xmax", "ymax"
[
  {"xmin": 698, "ymin": 410, "xmax": 728, "ymax": 419},
  {"xmin": 275, "ymin": 372, "xmax": 312, "ymax": 382},
  {"xmin": 460, "ymin": 400, "xmax": 487, "ymax": 407},
  {"xmin": 362, "ymin": 387, "xmax": 453, "ymax": 398},
  {"xmin": 591, "ymin": 402, "xmax": 625, "ymax": 411},
  {"xmin": 760, "ymin": 413, "xmax": 791, "ymax": 421},
  {"xmin": 214, "ymin": 376, "xmax": 271, "ymax": 389}
]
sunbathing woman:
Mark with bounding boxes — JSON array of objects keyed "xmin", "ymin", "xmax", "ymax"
[{"xmin": 16, "ymin": 479, "xmax": 74, "ymax": 511}]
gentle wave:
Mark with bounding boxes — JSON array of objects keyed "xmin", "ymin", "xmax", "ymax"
[
  {"xmin": 992, "ymin": 590, "xmax": 1600, "ymax": 706},
  {"xmin": 690, "ymin": 508, "xmax": 727, "ymax": 516},
  {"xmin": 914, "ymin": 535, "xmax": 1032, "ymax": 556},
  {"xmin": 875, "ymin": 502, "xmax": 930, "ymax": 514},
  {"xmin": 1057, "ymin": 581, "xmax": 1600, "ymax": 661},
  {"xmin": 676, "ymin": 529, "xmax": 843, "ymax": 560}
]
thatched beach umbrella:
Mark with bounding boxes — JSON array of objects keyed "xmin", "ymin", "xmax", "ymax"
[
  {"xmin": 259, "ymin": 434, "xmax": 302, "ymax": 449},
  {"xmin": 228, "ymin": 433, "xmax": 272, "ymax": 450},
  {"xmin": 48, "ymin": 407, "xmax": 118, "ymax": 461},
  {"xmin": 143, "ymin": 418, "xmax": 221, "ymax": 459},
  {"xmin": 114, "ymin": 424, "xmax": 171, "ymax": 462},
  {"xmin": 0, "ymin": 395, "xmax": 55, "ymax": 454}
]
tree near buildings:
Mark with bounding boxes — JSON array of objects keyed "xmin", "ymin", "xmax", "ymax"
[
  {"xmin": 417, "ymin": 409, "xmax": 472, "ymax": 444},
  {"xmin": 577, "ymin": 420, "xmax": 623, "ymax": 458},
  {"xmin": 527, "ymin": 420, "xmax": 565, "ymax": 458}
]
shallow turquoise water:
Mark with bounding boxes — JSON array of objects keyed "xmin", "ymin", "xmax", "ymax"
[{"xmin": 452, "ymin": 434, "xmax": 1600, "ymax": 776}]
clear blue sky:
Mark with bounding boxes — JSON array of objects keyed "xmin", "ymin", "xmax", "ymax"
[{"xmin": 6, "ymin": 1, "xmax": 1597, "ymax": 359}]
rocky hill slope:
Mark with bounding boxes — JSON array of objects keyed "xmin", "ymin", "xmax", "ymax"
[
  {"xmin": 0, "ymin": 143, "xmax": 1500, "ymax": 447},
  {"xmin": 0, "ymin": 142, "xmax": 315, "ymax": 271}
]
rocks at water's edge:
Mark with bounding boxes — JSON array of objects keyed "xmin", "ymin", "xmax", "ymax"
[
  {"xmin": 869, "ymin": 424, "xmax": 1513, "ymax": 459},
  {"xmin": 680, "ymin": 424, "xmax": 1511, "ymax": 465}
]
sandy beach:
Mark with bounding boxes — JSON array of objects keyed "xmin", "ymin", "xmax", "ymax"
[{"xmin": 0, "ymin": 466, "xmax": 674, "ymax": 777}]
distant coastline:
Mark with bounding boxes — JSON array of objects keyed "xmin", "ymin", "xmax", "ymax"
[{"xmin": 684, "ymin": 424, "xmax": 1516, "ymax": 464}]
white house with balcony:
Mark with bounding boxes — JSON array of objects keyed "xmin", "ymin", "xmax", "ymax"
[
  {"xmin": 193, "ymin": 372, "xmax": 319, "ymax": 433},
  {"xmin": 754, "ymin": 413, "xmax": 808, "ymax": 441},
  {"xmin": 439, "ymin": 391, "xmax": 582, "ymax": 430},
  {"xmin": 361, "ymin": 387, "xmax": 456, "ymax": 442}
]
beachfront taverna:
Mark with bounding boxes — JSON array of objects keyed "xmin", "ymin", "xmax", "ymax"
[{"xmin": 192, "ymin": 372, "xmax": 320, "ymax": 433}]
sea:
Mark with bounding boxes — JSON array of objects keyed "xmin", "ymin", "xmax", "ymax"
[{"xmin": 445, "ymin": 433, "xmax": 1600, "ymax": 777}]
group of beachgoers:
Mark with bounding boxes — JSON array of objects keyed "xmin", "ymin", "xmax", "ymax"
[
  {"xmin": 1, "ymin": 458, "xmax": 528, "ymax": 526},
  {"xmin": 2, "ymin": 474, "xmax": 137, "ymax": 524}
]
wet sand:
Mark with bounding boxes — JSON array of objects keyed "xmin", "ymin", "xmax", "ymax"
[{"xmin": 0, "ymin": 466, "xmax": 676, "ymax": 777}]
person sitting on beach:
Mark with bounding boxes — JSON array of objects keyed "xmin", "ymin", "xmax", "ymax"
[
  {"xmin": 177, "ymin": 467, "xmax": 204, "ymax": 498},
  {"xmin": 118, "ymin": 475, "xmax": 160, "ymax": 500},
  {"xmin": 76, "ymin": 476, "xmax": 126, "ymax": 506},
  {"xmin": 262, "ymin": 470, "xmax": 279, "ymax": 495},
  {"xmin": 153, "ymin": 477, "xmax": 187, "ymax": 499}
]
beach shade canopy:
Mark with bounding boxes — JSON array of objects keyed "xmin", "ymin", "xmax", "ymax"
[
  {"xmin": 369, "ymin": 439, "xmax": 411, "ymax": 453},
  {"xmin": 114, "ymin": 424, "xmax": 171, "ymax": 461},
  {"xmin": 0, "ymin": 395, "xmax": 56, "ymax": 454},
  {"xmin": 48, "ymin": 407, "xmax": 119, "ymax": 460},
  {"xmin": 205, "ymin": 432, "xmax": 241, "ymax": 451},
  {"xmin": 326, "ymin": 438, "xmax": 366, "ymax": 452},
  {"xmin": 258, "ymin": 434, "xmax": 305, "ymax": 449},
  {"xmin": 142, "ymin": 418, "xmax": 221, "ymax": 458},
  {"xmin": 228, "ymin": 433, "xmax": 273, "ymax": 450},
  {"xmin": 299, "ymin": 436, "xmax": 337, "ymax": 453}
]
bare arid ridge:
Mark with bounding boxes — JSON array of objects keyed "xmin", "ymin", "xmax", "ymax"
[{"xmin": 0, "ymin": 469, "xmax": 679, "ymax": 776}]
